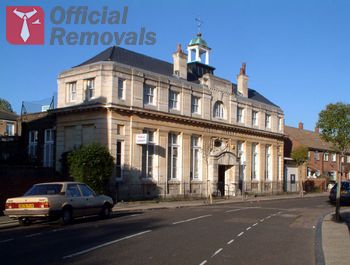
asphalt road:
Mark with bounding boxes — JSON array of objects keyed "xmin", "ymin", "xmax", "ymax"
[{"xmin": 0, "ymin": 197, "xmax": 333, "ymax": 265}]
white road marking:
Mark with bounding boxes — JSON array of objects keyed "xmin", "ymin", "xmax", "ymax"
[
  {"xmin": 260, "ymin": 218, "xmax": 265, "ymax": 222},
  {"xmin": 0, "ymin": 238, "xmax": 14, "ymax": 243},
  {"xmin": 272, "ymin": 213, "xmax": 277, "ymax": 216},
  {"xmin": 52, "ymin": 228, "xmax": 65, "ymax": 232},
  {"xmin": 278, "ymin": 211, "xmax": 282, "ymax": 214},
  {"xmin": 225, "ymin": 208, "xmax": 244, "ymax": 213},
  {"xmin": 173, "ymin": 215, "xmax": 212, "ymax": 225},
  {"xmin": 211, "ymin": 248, "xmax": 223, "ymax": 257},
  {"xmin": 252, "ymin": 223, "xmax": 258, "ymax": 227},
  {"xmin": 237, "ymin": 232, "xmax": 244, "ymax": 237},
  {"xmin": 130, "ymin": 214, "xmax": 141, "ymax": 217},
  {"xmin": 25, "ymin": 233, "xmax": 42, "ymax": 238},
  {"xmin": 227, "ymin": 239, "xmax": 234, "ymax": 245},
  {"xmin": 62, "ymin": 230, "xmax": 152, "ymax": 259},
  {"xmin": 266, "ymin": 216, "xmax": 271, "ymax": 219},
  {"xmin": 199, "ymin": 260, "xmax": 207, "ymax": 265},
  {"xmin": 246, "ymin": 227, "xmax": 251, "ymax": 231}
]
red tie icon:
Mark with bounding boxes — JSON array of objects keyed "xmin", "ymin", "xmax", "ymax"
[
  {"xmin": 13, "ymin": 8, "xmax": 38, "ymax": 42},
  {"xmin": 6, "ymin": 6, "xmax": 45, "ymax": 45}
]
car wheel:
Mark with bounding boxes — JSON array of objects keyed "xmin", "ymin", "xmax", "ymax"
[
  {"xmin": 60, "ymin": 208, "xmax": 73, "ymax": 225},
  {"xmin": 100, "ymin": 204, "xmax": 111, "ymax": 219},
  {"xmin": 18, "ymin": 217, "xmax": 31, "ymax": 226}
]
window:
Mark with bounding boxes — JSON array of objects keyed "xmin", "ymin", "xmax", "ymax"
[
  {"xmin": 314, "ymin": 151, "xmax": 320, "ymax": 161},
  {"xmin": 67, "ymin": 82, "xmax": 77, "ymax": 102},
  {"xmin": 237, "ymin": 141, "xmax": 245, "ymax": 181},
  {"xmin": 347, "ymin": 156, "xmax": 350, "ymax": 164},
  {"xmin": 252, "ymin": 111, "xmax": 258, "ymax": 126},
  {"xmin": 341, "ymin": 156, "xmax": 345, "ymax": 163},
  {"xmin": 265, "ymin": 114, "xmax": 271, "ymax": 129},
  {"xmin": 142, "ymin": 130, "xmax": 155, "ymax": 178},
  {"xmin": 213, "ymin": 101, "xmax": 224, "ymax": 119},
  {"xmin": 168, "ymin": 133, "xmax": 180, "ymax": 180},
  {"xmin": 265, "ymin": 145, "xmax": 272, "ymax": 181},
  {"xmin": 66, "ymin": 184, "xmax": 81, "ymax": 197},
  {"xmin": 116, "ymin": 140, "xmax": 123, "ymax": 180},
  {"xmin": 307, "ymin": 151, "xmax": 311, "ymax": 160},
  {"xmin": 5, "ymin": 122, "xmax": 15, "ymax": 136},
  {"xmin": 169, "ymin": 90, "xmax": 179, "ymax": 110},
  {"xmin": 79, "ymin": 184, "xmax": 95, "ymax": 197},
  {"xmin": 43, "ymin": 129, "xmax": 54, "ymax": 167},
  {"xmin": 191, "ymin": 96, "xmax": 200, "ymax": 114},
  {"xmin": 237, "ymin": 107, "xmax": 244, "ymax": 123},
  {"xmin": 85, "ymin": 78, "xmax": 95, "ymax": 99},
  {"xmin": 144, "ymin": 84, "xmax": 155, "ymax": 105},
  {"xmin": 191, "ymin": 136, "xmax": 201, "ymax": 180},
  {"xmin": 331, "ymin": 153, "xmax": 336, "ymax": 162},
  {"xmin": 252, "ymin": 143, "xmax": 259, "ymax": 180},
  {"xmin": 117, "ymin": 125, "xmax": 125, "ymax": 136},
  {"xmin": 28, "ymin": 130, "xmax": 38, "ymax": 158},
  {"xmin": 118, "ymin": 78, "xmax": 125, "ymax": 99},
  {"xmin": 324, "ymin": 153, "xmax": 329, "ymax": 161},
  {"xmin": 278, "ymin": 117, "xmax": 283, "ymax": 131}
]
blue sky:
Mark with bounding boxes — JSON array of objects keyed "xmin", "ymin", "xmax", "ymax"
[{"xmin": 1, "ymin": 0, "xmax": 349, "ymax": 130}]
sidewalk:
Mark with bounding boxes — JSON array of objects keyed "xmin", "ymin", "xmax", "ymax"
[{"xmin": 321, "ymin": 208, "xmax": 350, "ymax": 265}]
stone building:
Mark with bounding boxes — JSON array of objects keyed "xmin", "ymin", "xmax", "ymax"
[{"xmin": 54, "ymin": 33, "xmax": 285, "ymax": 200}]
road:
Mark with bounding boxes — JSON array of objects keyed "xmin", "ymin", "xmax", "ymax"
[{"xmin": 0, "ymin": 196, "xmax": 333, "ymax": 265}]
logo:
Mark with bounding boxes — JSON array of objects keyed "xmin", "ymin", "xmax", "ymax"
[{"xmin": 6, "ymin": 6, "xmax": 44, "ymax": 45}]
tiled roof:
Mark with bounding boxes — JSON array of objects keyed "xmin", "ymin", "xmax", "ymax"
[
  {"xmin": 284, "ymin": 125, "xmax": 334, "ymax": 151},
  {"xmin": 0, "ymin": 110, "xmax": 18, "ymax": 121},
  {"xmin": 76, "ymin": 46, "xmax": 280, "ymax": 109}
]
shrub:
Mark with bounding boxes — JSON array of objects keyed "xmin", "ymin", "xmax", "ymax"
[{"xmin": 68, "ymin": 143, "xmax": 114, "ymax": 194}]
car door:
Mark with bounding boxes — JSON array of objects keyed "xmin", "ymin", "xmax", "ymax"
[
  {"xmin": 78, "ymin": 184, "xmax": 100, "ymax": 215},
  {"xmin": 66, "ymin": 184, "xmax": 86, "ymax": 217}
]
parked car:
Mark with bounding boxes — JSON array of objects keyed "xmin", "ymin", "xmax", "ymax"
[
  {"xmin": 329, "ymin": 181, "xmax": 350, "ymax": 204},
  {"xmin": 4, "ymin": 182, "xmax": 114, "ymax": 225}
]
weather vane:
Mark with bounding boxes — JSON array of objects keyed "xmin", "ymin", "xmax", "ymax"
[{"xmin": 195, "ymin": 18, "xmax": 203, "ymax": 34}]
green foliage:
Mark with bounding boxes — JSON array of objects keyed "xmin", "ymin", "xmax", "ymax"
[
  {"xmin": 291, "ymin": 145, "xmax": 309, "ymax": 166},
  {"xmin": 68, "ymin": 143, "xmax": 114, "ymax": 194},
  {"xmin": 0, "ymin": 98, "xmax": 13, "ymax": 112},
  {"xmin": 317, "ymin": 102, "xmax": 350, "ymax": 154}
]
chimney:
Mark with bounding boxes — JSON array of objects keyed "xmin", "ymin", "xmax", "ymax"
[
  {"xmin": 237, "ymin": 63, "xmax": 248, "ymax": 97},
  {"xmin": 315, "ymin": 127, "xmax": 319, "ymax": 134},
  {"xmin": 298, "ymin": 122, "xmax": 304, "ymax": 130},
  {"xmin": 172, "ymin": 44, "xmax": 187, "ymax": 79}
]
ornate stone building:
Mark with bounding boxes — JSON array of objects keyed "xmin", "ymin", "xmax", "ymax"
[{"xmin": 54, "ymin": 33, "xmax": 284, "ymax": 200}]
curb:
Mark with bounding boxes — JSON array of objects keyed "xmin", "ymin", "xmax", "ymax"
[{"xmin": 315, "ymin": 211, "xmax": 330, "ymax": 265}]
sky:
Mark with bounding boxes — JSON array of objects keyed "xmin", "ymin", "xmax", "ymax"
[{"xmin": 1, "ymin": 0, "xmax": 349, "ymax": 131}]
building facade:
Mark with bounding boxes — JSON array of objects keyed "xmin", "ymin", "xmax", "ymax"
[
  {"xmin": 284, "ymin": 123, "xmax": 350, "ymax": 183},
  {"xmin": 54, "ymin": 34, "xmax": 285, "ymax": 200}
]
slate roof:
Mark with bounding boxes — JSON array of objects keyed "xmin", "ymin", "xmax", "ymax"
[
  {"xmin": 284, "ymin": 125, "xmax": 334, "ymax": 151},
  {"xmin": 76, "ymin": 46, "xmax": 173, "ymax": 77},
  {"xmin": 0, "ymin": 110, "xmax": 18, "ymax": 121},
  {"xmin": 76, "ymin": 46, "xmax": 280, "ymax": 109}
]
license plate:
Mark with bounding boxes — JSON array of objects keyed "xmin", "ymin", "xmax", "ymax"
[{"xmin": 18, "ymin": 203, "xmax": 34, "ymax": 208}]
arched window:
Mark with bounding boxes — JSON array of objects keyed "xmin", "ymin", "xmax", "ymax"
[{"xmin": 213, "ymin": 101, "xmax": 225, "ymax": 119}]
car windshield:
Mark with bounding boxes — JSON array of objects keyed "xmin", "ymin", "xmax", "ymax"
[{"xmin": 24, "ymin": 184, "xmax": 63, "ymax": 196}]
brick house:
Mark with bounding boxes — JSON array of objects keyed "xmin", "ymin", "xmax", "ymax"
[
  {"xmin": 284, "ymin": 122, "xmax": 350, "ymax": 183},
  {"xmin": 0, "ymin": 110, "xmax": 18, "ymax": 137},
  {"xmin": 53, "ymin": 33, "xmax": 285, "ymax": 200}
]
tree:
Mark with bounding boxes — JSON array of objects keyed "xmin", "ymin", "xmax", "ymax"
[
  {"xmin": 68, "ymin": 143, "xmax": 114, "ymax": 195},
  {"xmin": 291, "ymin": 145, "xmax": 309, "ymax": 197},
  {"xmin": 317, "ymin": 102, "xmax": 350, "ymax": 221},
  {"xmin": 0, "ymin": 98, "xmax": 13, "ymax": 112}
]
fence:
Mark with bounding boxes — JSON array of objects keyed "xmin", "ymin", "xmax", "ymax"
[{"xmin": 115, "ymin": 180, "xmax": 286, "ymax": 201}]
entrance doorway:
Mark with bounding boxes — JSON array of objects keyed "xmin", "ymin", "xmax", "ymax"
[{"xmin": 218, "ymin": 165, "xmax": 227, "ymax": 196}]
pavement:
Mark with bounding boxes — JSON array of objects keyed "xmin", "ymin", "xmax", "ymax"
[{"xmin": 0, "ymin": 192, "xmax": 349, "ymax": 265}]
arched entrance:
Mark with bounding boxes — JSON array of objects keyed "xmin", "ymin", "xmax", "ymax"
[{"xmin": 209, "ymin": 151, "xmax": 239, "ymax": 196}]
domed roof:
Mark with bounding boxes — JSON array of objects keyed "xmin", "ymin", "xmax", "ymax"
[{"xmin": 188, "ymin": 33, "xmax": 208, "ymax": 47}]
